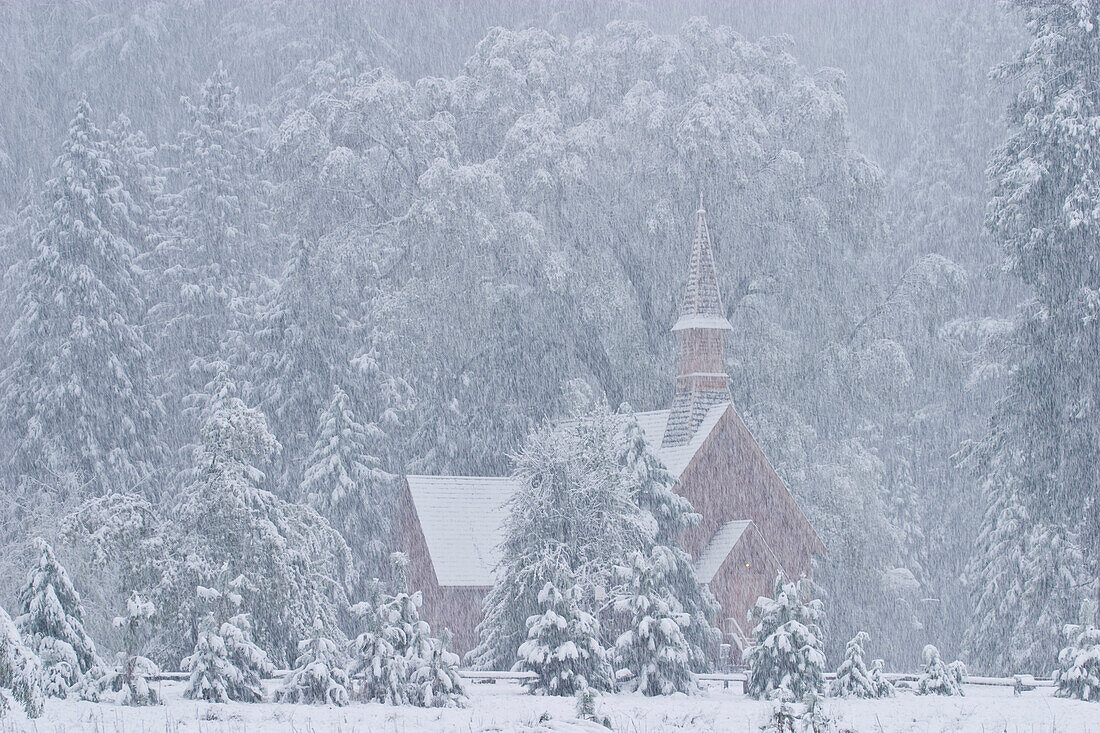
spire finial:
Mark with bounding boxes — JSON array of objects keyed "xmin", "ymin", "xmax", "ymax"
[{"xmin": 697, "ymin": 192, "xmax": 705, "ymax": 214}]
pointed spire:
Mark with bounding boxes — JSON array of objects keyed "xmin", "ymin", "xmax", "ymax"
[
  {"xmin": 672, "ymin": 202, "xmax": 732, "ymax": 333},
  {"xmin": 663, "ymin": 201, "xmax": 733, "ymax": 448}
]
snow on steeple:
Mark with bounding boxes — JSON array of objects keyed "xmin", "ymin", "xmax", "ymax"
[
  {"xmin": 673, "ymin": 203, "xmax": 732, "ymax": 333},
  {"xmin": 662, "ymin": 201, "xmax": 733, "ymax": 448}
]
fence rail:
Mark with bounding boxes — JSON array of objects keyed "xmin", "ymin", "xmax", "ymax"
[{"xmin": 151, "ymin": 669, "xmax": 1054, "ymax": 691}]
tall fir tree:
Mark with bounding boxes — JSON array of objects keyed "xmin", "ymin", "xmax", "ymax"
[
  {"xmin": 164, "ymin": 383, "xmax": 352, "ymax": 666},
  {"xmin": 151, "ymin": 64, "xmax": 266, "ymax": 443},
  {"xmin": 251, "ymin": 238, "xmax": 343, "ymax": 492},
  {"xmin": 1, "ymin": 99, "xmax": 162, "ymax": 504},
  {"xmin": 16, "ymin": 539, "xmax": 101, "ymax": 697},
  {"xmin": 617, "ymin": 405, "xmax": 720, "ymax": 671},
  {"xmin": 964, "ymin": 0, "xmax": 1100, "ymax": 674},
  {"xmin": 302, "ymin": 384, "xmax": 395, "ymax": 593}
]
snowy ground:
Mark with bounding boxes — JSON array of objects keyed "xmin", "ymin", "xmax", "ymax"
[{"xmin": 2, "ymin": 679, "xmax": 1097, "ymax": 733}]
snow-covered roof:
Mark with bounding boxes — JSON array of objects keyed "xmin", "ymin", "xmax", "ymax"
[
  {"xmin": 634, "ymin": 402, "xmax": 730, "ymax": 478},
  {"xmin": 694, "ymin": 520, "xmax": 754, "ymax": 583},
  {"xmin": 405, "ymin": 475, "xmax": 517, "ymax": 587},
  {"xmin": 404, "ymin": 404, "xmax": 730, "ymax": 589}
]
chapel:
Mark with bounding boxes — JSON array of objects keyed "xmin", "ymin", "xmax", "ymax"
[{"xmin": 395, "ymin": 204, "xmax": 824, "ymax": 664}]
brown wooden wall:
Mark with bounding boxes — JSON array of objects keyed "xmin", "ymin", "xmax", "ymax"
[
  {"xmin": 393, "ymin": 485, "xmax": 489, "ymax": 656},
  {"xmin": 676, "ymin": 408, "xmax": 821, "ymax": 579}
]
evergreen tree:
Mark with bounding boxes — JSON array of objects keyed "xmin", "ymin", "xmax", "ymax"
[
  {"xmin": 1055, "ymin": 602, "xmax": 1100, "ymax": 702},
  {"xmin": 0, "ymin": 604, "xmax": 43, "ymax": 718},
  {"xmin": 916, "ymin": 644, "xmax": 965, "ymax": 696},
  {"xmin": 151, "ymin": 64, "xmax": 266, "ymax": 425},
  {"xmin": 617, "ymin": 405, "xmax": 720, "ymax": 671},
  {"xmin": 251, "ymin": 239, "xmax": 350, "ymax": 493},
  {"xmin": 613, "ymin": 548, "xmax": 697, "ymax": 696},
  {"xmin": 302, "ymin": 384, "xmax": 395, "ymax": 584},
  {"xmin": 347, "ymin": 583, "xmax": 407, "ymax": 705},
  {"xmin": 277, "ymin": 618, "xmax": 350, "ymax": 706},
  {"xmin": 1, "ymin": 99, "xmax": 162, "ymax": 502},
  {"xmin": 165, "ymin": 385, "xmax": 351, "ymax": 666},
  {"xmin": 384, "ymin": 584, "xmax": 466, "ymax": 707},
  {"xmin": 104, "ymin": 113, "xmax": 165, "ymax": 267},
  {"xmin": 745, "ymin": 574, "xmax": 826, "ymax": 701},
  {"xmin": 831, "ymin": 631, "xmax": 893, "ymax": 698},
  {"xmin": 513, "ymin": 561, "xmax": 613, "ymax": 697},
  {"xmin": 407, "ymin": 630, "xmax": 465, "ymax": 708},
  {"xmin": 965, "ymin": 0, "xmax": 1100, "ymax": 674},
  {"xmin": 470, "ymin": 406, "xmax": 648, "ymax": 669},
  {"xmin": 182, "ymin": 581, "xmax": 273, "ymax": 703},
  {"xmin": 16, "ymin": 539, "xmax": 101, "ymax": 697},
  {"xmin": 91, "ymin": 592, "xmax": 160, "ymax": 706}
]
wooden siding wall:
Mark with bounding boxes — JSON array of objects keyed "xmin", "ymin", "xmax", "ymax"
[
  {"xmin": 676, "ymin": 409, "xmax": 817, "ymax": 579},
  {"xmin": 393, "ymin": 487, "xmax": 489, "ymax": 656}
]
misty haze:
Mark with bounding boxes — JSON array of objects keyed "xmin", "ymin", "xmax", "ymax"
[{"xmin": 0, "ymin": 1, "xmax": 1098, "ymax": 731}]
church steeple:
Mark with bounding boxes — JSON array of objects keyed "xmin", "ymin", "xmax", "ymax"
[{"xmin": 662, "ymin": 202, "xmax": 733, "ymax": 448}]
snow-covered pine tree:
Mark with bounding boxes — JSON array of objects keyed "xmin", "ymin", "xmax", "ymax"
[
  {"xmin": 407, "ymin": 630, "xmax": 465, "ymax": 708},
  {"xmin": 831, "ymin": 631, "xmax": 893, "ymax": 698},
  {"xmin": 0, "ymin": 604, "xmax": 43, "ymax": 718},
  {"xmin": 384, "ymin": 583, "xmax": 466, "ymax": 707},
  {"xmin": 302, "ymin": 384, "xmax": 394, "ymax": 584},
  {"xmin": 91, "ymin": 592, "xmax": 160, "ymax": 706},
  {"xmin": 150, "ymin": 63, "xmax": 266, "ymax": 432},
  {"xmin": 745, "ymin": 573, "xmax": 826, "ymax": 701},
  {"xmin": 513, "ymin": 559, "xmax": 613, "ymax": 697},
  {"xmin": 347, "ymin": 581, "xmax": 407, "ymax": 705},
  {"xmin": 916, "ymin": 644, "xmax": 965, "ymax": 696},
  {"xmin": 16, "ymin": 539, "xmax": 101, "ymax": 697},
  {"xmin": 964, "ymin": 0, "xmax": 1100, "ymax": 675},
  {"xmin": 617, "ymin": 405, "xmax": 720, "ymax": 671},
  {"xmin": 166, "ymin": 385, "xmax": 351, "ymax": 665},
  {"xmin": 104, "ymin": 113, "xmax": 165, "ymax": 267},
  {"xmin": 1, "ymin": 99, "xmax": 162, "ymax": 502},
  {"xmin": 470, "ymin": 406, "xmax": 648, "ymax": 670},
  {"xmin": 182, "ymin": 581, "xmax": 273, "ymax": 703},
  {"xmin": 276, "ymin": 618, "xmax": 350, "ymax": 706},
  {"xmin": 613, "ymin": 548, "xmax": 697, "ymax": 696},
  {"xmin": 1054, "ymin": 602, "xmax": 1100, "ymax": 702}
]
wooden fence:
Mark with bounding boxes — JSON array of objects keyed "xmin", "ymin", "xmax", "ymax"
[{"xmin": 152, "ymin": 669, "xmax": 1054, "ymax": 693}]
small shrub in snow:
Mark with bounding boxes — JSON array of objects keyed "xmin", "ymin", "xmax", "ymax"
[
  {"xmin": 0, "ymin": 605, "xmax": 43, "ymax": 718},
  {"xmin": 831, "ymin": 632, "xmax": 893, "ymax": 698},
  {"xmin": 407, "ymin": 630, "xmax": 464, "ymax": 708},
  {"xmin": 745, "ymin": 573, "xmax": 826, "ymax": 701},
  {"xmin": 91, "ymin": 592, "xmax": 161, "ymax": 706},
  {"xmin": 916, "ymin": 645, "xmax": 965, "ymax": 696},
  {"xmin": 17, "ymin": 539, "xmax": 102, "ymax": 698},
  {"xmin": 182, "ymin": 581, "xmax": 273, "ymax": 703},
  {"xmin": 1054, "ymin": 623, "xmax": 1100, "ymax": 702},
  {"xmin": 277, "ymin": 618, "xmax": 350, "ymax": 705},
  {"xmin": 347, "ymin": 569, "xmax": 465, "ymax": 707},
  {"xmin": 613, "ymin": 548, "xmax": 697, "ymax": 696},
  {"xmin": 347, "ymin": 589, "xmax": 407, "ymax": 704},
  {"xmin": 575, "ymin": 687, "xmax": 611, "ymax": 728},
  {"xmin": 762, "ymin": 691, "xmax": 847, "ymax": 733},
  {"xmin": 514, "ymin": 570, "xmax": 613, "ymax": 696},
  {"xmin": 385, "ymin": 584, "xmax": 466, "ymax": 707}
]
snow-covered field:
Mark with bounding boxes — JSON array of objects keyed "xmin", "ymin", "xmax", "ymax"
[{"xmin": 2, "ymin": 679, "xmax": 1097, "ymax": 733}]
